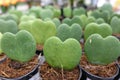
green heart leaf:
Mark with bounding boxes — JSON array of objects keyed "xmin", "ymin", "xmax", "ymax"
[
  {"xmin": 44, "ymin": 37, "xmax": 82, "ymax": 70},
  {"xmin": 0, "ymin": 33, "xmax": 3, "ymax": 54},
  {"xmin": 73, "ymin": 7, "xmax": 86, "ymax": 16},
  {"xmin": 110, "ymin": 16, "xmax": 120, "ymax": 34},
  {"xmin": 40, "ymin": 9, "xmax": 54, "ymax": 20},
  {"xmin": 57, "ymin": 23, "xmax": 82, "ymax": 41},
  {"xmin": 85, "ymin": 34, "xmax": 120, "ymax": 65},
  {"xmin": 0, "ymin": 19, "xmax": 18, "ymax": 34},
  {"xmin": 62, "ymin": 16, "xmax": 83, "ymax": 27},
  {"xmin": 1, "ymin": 30, "xmax": 36, "ymax": 62},
  {"xmin": 84, "ymin": 23, "xmax": 112, "ymax": 40},
  {"xmin": 19, "ymin": 19, "xmax": 56, "ymax": 45},
  {"xmin": 63, "ymin": 7, "xmax": 72, "ymax": 18}
]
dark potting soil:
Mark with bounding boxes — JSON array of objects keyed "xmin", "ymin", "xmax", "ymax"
[
  {"xmin": 40, "ymin": 62, "xmax": 80, "ymax": 80},
  {"xmin": 0, "ymin": 55, "xmax": 38, "ymax": 78},
  {"xmin": 112, "ymin": 34, "xmax": 120, "ymax": 39},
  {"xmin": 80, "ymin": 54, "xmax": 117, "ymax": 78}
]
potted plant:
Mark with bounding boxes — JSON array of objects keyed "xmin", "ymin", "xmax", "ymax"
[
  {"xmin": 0, "ymin": 30, "xmax": 40, "ymax": 80},
  {"xmin": 0, "ymin": 32, "xmax": 6, "ymax": 63},
  {"xmin": 84, "ymin": 23, "xmax": 112, "ymax": 40},
  {"xmin": 19, "ymin": 19, "xmax": 56, "ymax": 54},
  {"xmin": 0, "ymin": 19, "xmax": 18, "ymax": 34},
  {"xmin": 40, "ymin": 36, "xmax": 85, "ymax": 80},
  {"xmin": 80, "ymin": 34, "xmax": 120, "ymax": 80},
  {"xmin": 57, "ymin": 23, "xmax": 82, "ymax": 41},
  {"xmin": 110, "ymin": 16, "xmax": 120, "ymax": 39}
]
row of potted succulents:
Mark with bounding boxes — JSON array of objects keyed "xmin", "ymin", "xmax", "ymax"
[{"xmin": 0, "ymin": 2, "xmax": 120, "ymax": 80}]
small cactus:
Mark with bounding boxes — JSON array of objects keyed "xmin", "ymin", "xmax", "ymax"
[
  {"xmin": 85, "ymin": 34, "xmax": 120, "ymax": 65},
  {"xmin": 9, "ymin": 10, "xmax": 23, "ymax": 19},
  {"xmin": 95, "ymin": 18, "xmax": 105, "ymax": 24},
  {"xmin": 19, "ymin": 19, "xmax": 56, "ymax": 45},
  {"xmin": 110, "ymin": 16, "xmax": 120, "ymax": 34},
  {"xmin": 1, "ymin": 30, "xmax": 36, "ymax": 62},
  {"xmin": 57, "ymin": 23, "xmax": 82, "ymax": 41},
  {"xmin": 84, "ymin": 23, "xmax": 112, "ymax": 40},
  {"xmin": 44, "ymin": 36, "xmax": 82, "ymax": 70},
  {"xmin": 0, "ymin": 19, "xmax": 18, "ymax": 34}
]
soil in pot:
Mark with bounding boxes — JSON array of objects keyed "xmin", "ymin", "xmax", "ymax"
[
  {"xmin": 112, "ymin": 34, "xmax": 120, "ymax": 40},
  {"xmin": 40, "ymin": 62, "xmax": 81, "ymax": 80},
  {"xmin": 0, "ymin": 55, "xmax": 38, "ymax": 78},
  {"xmin": 80, "ymin": 54, "xmax": 117, "ymax": 78}
]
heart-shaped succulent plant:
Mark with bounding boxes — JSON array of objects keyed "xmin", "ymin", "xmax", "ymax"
[
  {"xmin": 19, "ymin": 19, "xmax": 56, "ymax": 45},
  {"xmin": 73, "ymin": 7, "xmax": 86, "ymax": 16},
  {"xmin": 85, "ymin": 34, "xmax": 120, "ymax": 65},
  {"xmin": 90, "ymin": 10, "xmax": 110, "ymax": 23},
  {"xmin": 57, "ymin": 23, "xmax": 82, "ymax": 41},
  {"xmin": 0, "ymin": 14, "xmax": 19, "ymax": 24},
  {"xmin": 1, "ymin": 30, "xmax": 36, "ymax": 62},
  {"xmin": 63, "ymin": 7, "xmax": 72, "ymax": 18},
  {"xmin": 29, "ymin": 6, "xmax": 42, "ymax": 18},
  {"xmin": 80, "ymin": 15, "xmax": 96, "ymax": 29},
  {"xmin": 62, "ymin": 16, "xmax": 83, "ymax": 27},
  {"xmin": 20, "ymin": 15, "xmax": 36, "ymax": 22},
  {"xmin": 84, "ymin": 23, "xmax": 112, "ymax": 40},
  {"xmin": 9, "ymin": 10, "xmax": 23, "ymax": 19},
  {"xmin": 40, "ymin": 9, "xmax": 54, "ymax": 20},
  {"xmin": 0, "ymin": 33, "xmax": 3, "ymax": 54},
  {"xmin": 0, "ymin": 19, "xmax": 18, "ymax": 34},
  {"xmin": 44, "ymin": 37, "xmax": 82, "ymax": 70},
  {"xmin": 110, "ymin": 16, "xmax": 120, "ymax": 34}
]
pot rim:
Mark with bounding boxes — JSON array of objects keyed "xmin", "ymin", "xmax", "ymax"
[{"xmin": 80, "ymin": 64, "xmax": 119, "ymax": 80}]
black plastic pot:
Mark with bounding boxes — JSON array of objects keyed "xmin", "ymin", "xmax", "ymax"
[
  {"xmin": 0, "ymin": 55, "xmax": 6, "ymax": 64},
  {"xmin": 116, "ymin": 57, "xmax": 120, "ymax": 79},
  {"xmin": 80, "ymin": 65, "xmax": 120, "ymax": 80},
  {"xmin": 36, "ymin": 50, "xmax": 43, "ymax": 55},
  {"xmin": 0, "ymin": 63, "xmax": 40, "ymax": 80}
]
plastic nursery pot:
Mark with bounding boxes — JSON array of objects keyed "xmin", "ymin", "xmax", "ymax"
[
  {"xmin": 36, "ymin": 50, "xmax": 43, "ymax": 55},
  {"xmin": 0, "ymin": 55, "xmax": 6, "ymax": 64},
  {"xmin": 116, "ymin": 56, "xmax": 120, "ymax": 79},
  {"xmin": 0, "ymin": 64, "xmax": 40, "ymax": 80},
  {"xmin": 39, "ymin": 56, "xmax": 86, "ymax": 80},
  {"xmin": 80, "ymin": 65, "xmax": 119, "ymax": 80}
]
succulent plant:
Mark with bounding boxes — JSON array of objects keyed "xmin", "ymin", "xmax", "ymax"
[
  {"xmin": 8, "ymin": 10, "xmax": 23, "ymax": 19},
  {"xmin": 63, "ymin": 7, "xmax": 72, "ymax": 18},
  {"xmin": 0, "ymin": 33, "xmax": 3, "ymax": 54},
  {"xmin": 20, "ymin": 15, "xmax": 36, "ymax": 22},
  {"xmin": 0, "ymin": 19, "xmax": 18, "ymax": 34},
  {"xmin": 90, "ymin": 10, "xmax": 110, "ymax": 23},
  {"xmin": 1, "ymin": 30, "xmax": 36, "ymax": 62},
  {"xmin": 40, "ymin": 9, "xmax": 54, "ymax": 20},
  {"xmin": 0, "ymin": 14, "xmax": 19, "ymax": 24},
  {"xmin": 85, "ymin": 34, "xmax": 120, "ymax": 65},
  {"xmin": 44, "ymin": 36, "xmax": 82, "ymax": 70},
  {"xmin": 95, "ymin": 18, "xmax": 105, "ymax": 24},
  {"xmin": 19, "ymin": 19, "xmax": 56, "ymax": 45},
  {"xmin": 73, "ymin": 7, "xmax": 86, "ymax": 16},
  {"xmin": 62, "ymin": 16, "xmax": 83, "ymax": 27},
  {"xmin": 29, "ymin": 6, "xmax": 42, "ymax": 18},
  {"xmin": 57, "ymin": 23, "xmax": 82, "ymax": 41},
  {"xmin": 100, "ymin": 3, "xmax": 113, "ymax": 13},
  {"xmin": 110, "ymin": 16, "xmax": 120, "ymax": 34},
  {"xmin": 80, "ymin": 15, "xmax": 96, "ymax": 29},
  {"xmin": 84, "ymin": 23, "xmax": 112, "ymax": 40},
  {"xmin": 53, "ymin": 8, "xmax": 61, "ymax": 18}
]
